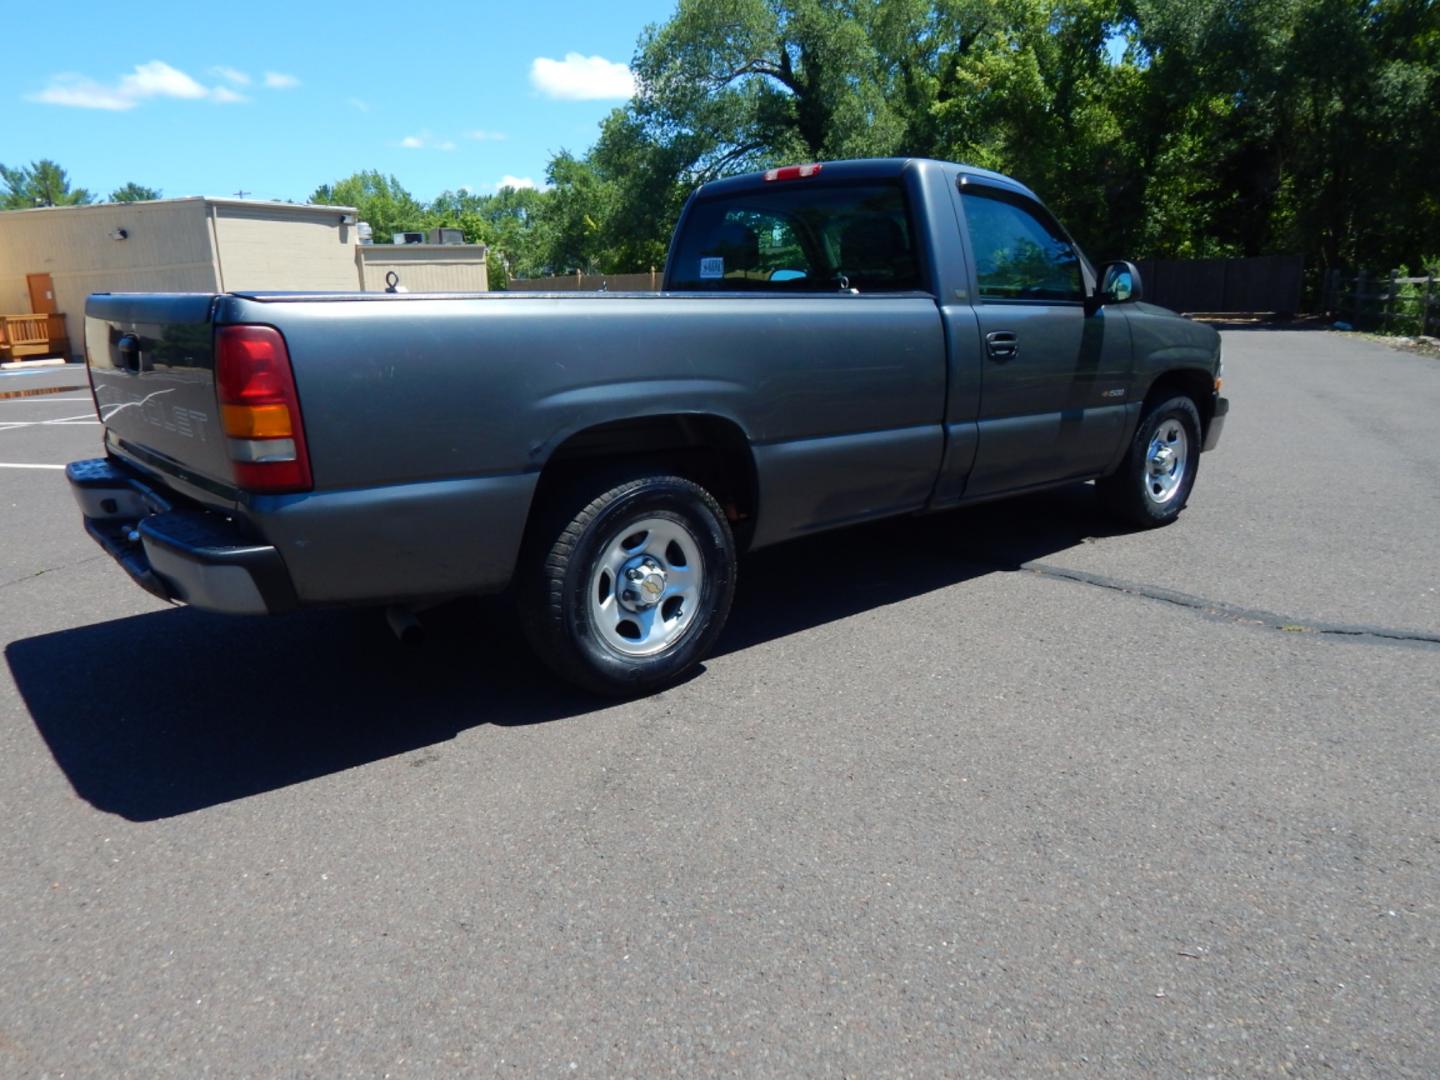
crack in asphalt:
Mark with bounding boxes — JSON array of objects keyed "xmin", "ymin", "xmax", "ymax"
[
  {"xmin": 1022, "ymin": 561, "xmax": 1440, "ymax": 650},
  {"xmin": 0, "ymin": 554, "xmax": 107, "ymax": 591},
  {"xmin": 3, "ymin": 545, "xmax": 1434, "ymax": 656}
]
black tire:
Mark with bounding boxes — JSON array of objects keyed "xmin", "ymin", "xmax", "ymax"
[
  {"xmin": 1097, "ymin": 394, "xmax": 1203, "ymax": 528},
  {"xmin": 519, "ymin": 471, "xmax": 737, "ymax": 697}
]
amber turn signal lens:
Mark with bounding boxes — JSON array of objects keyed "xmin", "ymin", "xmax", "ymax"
[{"xmin": 222, "ymin": 403, "xmax": 293, "ymax": 438}]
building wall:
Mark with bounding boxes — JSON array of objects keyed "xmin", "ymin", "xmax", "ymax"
[
  {"xmin": 212, "ymin": 203, "xmax": 362, "ymax": 292},
  {"xmin": 0, "ymin": 200, "xmax": 486, "ymax": 361},
  {"xmin": 0, "ymin": 200, "xmax": 218, "ymax": 356},
  {"xmin": 357, "ymin": 244, "xmax": 488, "ymax": 293}
]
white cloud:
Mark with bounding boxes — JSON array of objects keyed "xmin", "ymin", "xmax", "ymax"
[
  {"xmin": 347, "ymin": 97, "xmax": 370, "ymax": 112},
  {"xmin": 467, "ymin": 130, "xmax": 508, "ymax": 142},
  {"xmin": 496, "ymin": 175, "xmax": 539, "ymax": 191},
  {"xmin": 211, "ymin": 66, "xmax": 251, "ymax": 86},
  {"xmin": 263, "ymin": 71, "xmax": 301, "ymax": 89},
  {"xmin": 529, "ymin": 53, "xmax": 635, "ymax": 100},
  {"xmin": 399, "ymin": 132, "xmax": 456, "ymax": 151},
  {"xmin": 122, "ymin": 61, "xmax": 210, "ymax": 100},
  {"xmin": 26, "ymin": 75, "xmax": 135, "ymax": 110},
  {"xmin": 26, "ymin": 61, "xmax": 246, "ymax": 110}
]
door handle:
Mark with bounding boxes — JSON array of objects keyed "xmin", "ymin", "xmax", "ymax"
[{"xmin": 985, "ymin": 330, "xmax": 1018, "ymax": 361}]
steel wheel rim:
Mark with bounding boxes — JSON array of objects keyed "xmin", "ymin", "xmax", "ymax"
[
  {"xmin": 1144, "ymin": 419, "xmax": 1189, "ymax": 505},
  {"xmin": 588, "ymin": 515, "xmax": 706, "ymax": 658}
]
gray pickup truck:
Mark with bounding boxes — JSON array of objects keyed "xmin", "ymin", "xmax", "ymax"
[{"xmin": 68, "ymin": 157, "xmax": 1227, "ymax": 694}]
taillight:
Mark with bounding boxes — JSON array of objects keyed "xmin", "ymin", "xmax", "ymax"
[
  {"xmin": 763, "ymin": 163, "xmax": 822, "ymax": 182},
  {"xmin": 215, "ymin": 325, "xmax": 312, "ymax": 493}
]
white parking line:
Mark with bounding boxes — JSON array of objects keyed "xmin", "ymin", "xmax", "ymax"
[
  {"xmin": 0, "ymin": 395, "xmax": 89, "ymax": 405},
  {"xmin": 0, "ymin": 462, "xmax": 66, "ymax": 470},
  {"xmin": 0, "ymin": 414, "xmax": 101, "ymax": 431}
]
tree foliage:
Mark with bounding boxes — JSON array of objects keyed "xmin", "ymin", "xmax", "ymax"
[
  {"xmin": 109, "ymin": 182, "xmax": 162, "ymax": 203},
  {"xmin": 427, "ymin": 182, "xmax": 550, "ymax": 286},
  {"xmin": 1, "ymin": 160, "xmax": 94, "ymax": 209},
  {"xmin": 1128, "ymin": 0, "xmax": 1440, "ymax": 270},
  {"xmin": 548, "ymin": 0, "xmax": 1440, "ymax": 278},
  {"xmin": 306, "ymin": 172, "xmax": 572, "ymax": 285},
  {"xmin": 309, "ymin": 171, "xmax": 428, "ymax": 244},
  {"xmin": 8, "ymin": 4, "xmax": 1433, "ymax": 289}
]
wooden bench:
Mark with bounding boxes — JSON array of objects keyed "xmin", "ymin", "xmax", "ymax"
[{"xmin": 0, "ymin": 314, "xmax": 69, "ymax": 361}]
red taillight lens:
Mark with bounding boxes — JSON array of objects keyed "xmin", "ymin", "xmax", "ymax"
[
  {"xmin": 215, "ymin": 325, "xmax": 312, "ymax": 493},
  {"xmin": 763, "ymin": 163, "xmax": 822, "ymax": 182}
]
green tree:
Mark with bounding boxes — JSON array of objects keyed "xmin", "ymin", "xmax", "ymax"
[
  {"xmin": 535, "ymin": 151, "xmax": 618, "ymax": 275},
  {"xmin": 572, "ymin": 0, "xmax": 1440, "ymax": 282},
  {"xmin": 564, "ymin": 0, "xmax": 1134, "ymax": 270},
  {"xmin": 586, "ymin": 109, "xmax": 689, "ymax": 271},
  {"xmin": 1116, "ymin": 0, "xmax": 1440, "ymax": 269},
  {"xmin": 0, "ymin": 160, "xmax": 94, "ymax": 209},
  {"xmin": 109, "ymin": 182, "xmax": 162, "ymax": 203},
  {"xmin": 631, "ymin": 0, "xmax": 908, "ymax": 175},
  {"xmin": 425, "ymin": 183, "xmax": 552, "ymax": 286},
  {"xmin": 309, "ymin": 171, "xmax": 426, "ymax": 243},
  {"xmin": 919, "ymin": 0, "xmax": 1131, "ymax": 256}
]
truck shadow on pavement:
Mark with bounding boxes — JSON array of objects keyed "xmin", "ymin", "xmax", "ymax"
[{"xmin": 8, "ymin": 482, "xmax": 1124, "ymax": 821}]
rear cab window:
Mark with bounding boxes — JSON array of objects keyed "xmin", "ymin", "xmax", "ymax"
[{"xmin": 669, "ymin": 182, "xmax": 925, "ymax": 293}]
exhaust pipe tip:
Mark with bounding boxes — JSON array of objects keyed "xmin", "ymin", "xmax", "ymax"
[{"xmin": 385, "ymin": 606, "xmax": 425, "ymax": 646}]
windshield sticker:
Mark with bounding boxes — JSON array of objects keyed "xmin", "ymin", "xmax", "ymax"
[{"xmin": 699, "ymin": 256, "xmax": 724, "ymax": 279}]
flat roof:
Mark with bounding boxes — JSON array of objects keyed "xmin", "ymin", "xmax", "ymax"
[
  {"xmin": 359, "ymin": 243, "xmax": 487, "ymax": 254},
  {"xmin": 0, "ymin": 195, "xmax": 358, "ymax": 218}
]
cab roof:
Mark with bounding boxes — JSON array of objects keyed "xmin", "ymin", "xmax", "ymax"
[{"xmin": 695, "ymin": 157, "xmax": 1040, "ymax": 203}]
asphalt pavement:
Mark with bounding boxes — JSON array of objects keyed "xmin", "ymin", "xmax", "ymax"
[{"xmin": 1, "ymin": 330, "xmax": 1436, "ymax": 1077}]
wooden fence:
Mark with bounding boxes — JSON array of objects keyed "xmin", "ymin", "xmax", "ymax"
[
  {"xmin": 1321, "ymin": 269, "xmax": 1440, "ymax": 336},
  {"xmin": 1133, "ymin": 254, "xmax": 1304, "ymax": 314},
  {"xmin": 510, "ymin": 257, "xmax": 1307, "ymax": 313},
  {"xmin": 509, "ymin": 269, "xmax": 662, "ymax": 292}
]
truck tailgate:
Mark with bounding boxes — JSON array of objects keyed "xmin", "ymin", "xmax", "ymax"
[{"xmin": 86, "ymin": 294, "xmax": 236, "ymax": 502}]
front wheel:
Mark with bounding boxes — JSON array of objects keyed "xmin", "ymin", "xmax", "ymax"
[
  {"xmin": 1097, "ymin": 395, "xmax": 1202, "ymax": 528},
  {"xmin": 519, "ymin": 472, "xmax": 737, "ymax": 696}
]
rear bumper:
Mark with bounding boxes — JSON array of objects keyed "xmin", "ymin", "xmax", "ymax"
[
  {"xmin": 67, "ymin": 457, "xmax": 298, "ymax": 615},
  {"xmin": 1203, "ymin": 395, "xmax": 1229, "ymax": 452}
]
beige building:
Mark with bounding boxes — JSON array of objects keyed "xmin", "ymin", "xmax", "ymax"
[
  {"xmin": 356, "ymin": 244, "xmax": 491, "ymax": 293},
  {"xmin": 0, "ymin": 198, "xmax": 488, "ymax": 359}
]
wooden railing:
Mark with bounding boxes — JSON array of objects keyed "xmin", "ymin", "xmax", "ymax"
[
  {"xmin": 1320, "ymin": 270, "xmax": 1440, "ymax": 336},
  {"xmin": 0, "ymin": 314, "xmax": 69, "ymax": 360},
  {"xmin": 509, "ymin": 269, "xmax": 663, "ymax": 292}
]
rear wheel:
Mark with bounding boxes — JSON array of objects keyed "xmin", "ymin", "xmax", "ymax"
[
  {"xmin": 520, "ymin": 472, "xmax": 736, "ymax": 696},
  {"xmin": 1097, "ymin": 395, "xmax": 1202, "ymax": 528}
]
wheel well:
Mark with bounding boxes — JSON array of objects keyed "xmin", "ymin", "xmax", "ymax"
[
  {"xmin": 1143, "ymin": 369, "xmax": 1215, "ymax": 433},
  {"xmin": 533, "ymin": 414, "xmax": 759, "ymax": 548}
]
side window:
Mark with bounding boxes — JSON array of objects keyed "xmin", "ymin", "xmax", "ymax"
[{"xmin": 961, "ymin": 190, "xmax": 1083, "ymax": 302}]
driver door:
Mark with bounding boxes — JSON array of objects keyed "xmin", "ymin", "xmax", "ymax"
[{"xmin": 958, "ymin": 185, "xmax": 1131, "ymax": 497}]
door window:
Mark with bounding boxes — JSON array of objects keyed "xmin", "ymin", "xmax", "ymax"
[{"xmin": 961, "ymin": 190, "xmax": 1084, "ymax": 302}]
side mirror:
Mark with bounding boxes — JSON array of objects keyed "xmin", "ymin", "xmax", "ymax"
[{"xmin": 1097, "ymin": 260, "xmax": 1143, "ymax": 304}]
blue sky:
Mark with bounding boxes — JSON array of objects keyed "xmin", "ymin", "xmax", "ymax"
[{"xmin": 3, "ymin": 0, "xmax": 678, "ymax": 204}]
